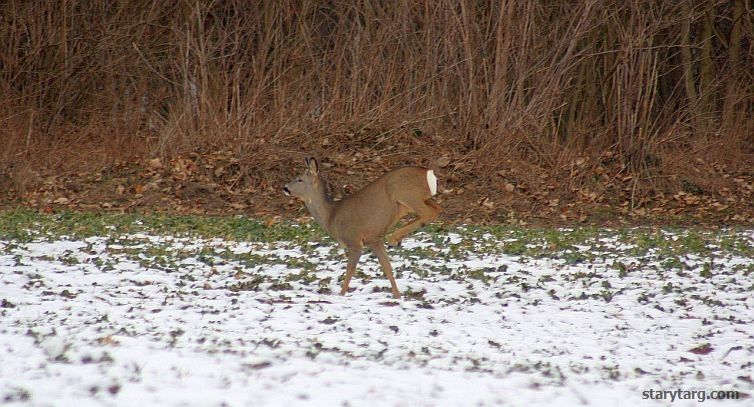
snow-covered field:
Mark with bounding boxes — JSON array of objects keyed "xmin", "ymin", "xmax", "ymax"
[{"xmin": 1, "ymin": 227, "xmax": 753, "ymax": 406}]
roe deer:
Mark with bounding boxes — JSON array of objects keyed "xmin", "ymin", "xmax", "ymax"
[{"xmin": 283, "ymin": 157, "xmax": 441, "ymax": 299}]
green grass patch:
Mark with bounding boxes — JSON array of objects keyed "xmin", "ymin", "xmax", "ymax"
[
  {"xmin": 1, "ymin": 208, "xmax": 752, "ymax": 263},
  {"xmin": 0, "ymin": 208, "xmax": 325, "ymax": 243}
]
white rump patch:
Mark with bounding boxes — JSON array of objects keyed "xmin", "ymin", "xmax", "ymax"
[{"xmin": 426, "ymin": 170, "xmax": 438, "ymax": 196}]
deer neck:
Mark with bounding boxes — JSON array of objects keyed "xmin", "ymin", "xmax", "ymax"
[{"xmin": 304, "ymin": 184, "xmax": 334, "ymax": 233}]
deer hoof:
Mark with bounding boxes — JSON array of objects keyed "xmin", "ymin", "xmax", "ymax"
[
  {"xmin": 387, "ymin": 237, "xmax": 402, "ymax": 248},
  {"xmin": 392, "ymin": 291, "xmax": 401, "ymax": 299}
]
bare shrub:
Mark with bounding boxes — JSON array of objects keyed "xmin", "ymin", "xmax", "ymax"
[{"xmin": 1, "ymin": 0, "xmax": 752, "ymax": 195}]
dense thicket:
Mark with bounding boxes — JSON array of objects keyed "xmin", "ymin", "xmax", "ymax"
[{"xmin": 1, "ymin": 0, "xmax": 752, "ymax": 182}]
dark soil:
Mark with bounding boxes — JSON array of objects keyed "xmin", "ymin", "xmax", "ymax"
[{"xmin": 2, "ymin": 149, "xmax": 752, "ymax": 228}]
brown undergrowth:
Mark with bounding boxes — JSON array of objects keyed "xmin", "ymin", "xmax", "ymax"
[
  {"xmin": 1, "ymin": 1, "xmax": 753, "ymax": 225},
  {"xmin": 1, "ymin": 136, "xmax": 752, "ymax": 227}
]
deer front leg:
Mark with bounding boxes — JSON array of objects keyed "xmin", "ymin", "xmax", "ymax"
[
  {"xmin": 370, "ymin": 242, "xmax": 400, "ymax": 299},
  {"xmin": 339, "ymin": 246, "xmax": 362, "ymax": 296}
]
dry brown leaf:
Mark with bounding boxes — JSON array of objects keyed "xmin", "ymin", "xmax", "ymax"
[
  {"xmin": 97, "ymin": 336, "xmax": 119, "ymax": 346},
  {"xmin": 147, "ymin": 158, "xmax": 163, "ymax": 170},
  {"xmin": 435, "ymin": 156, "xmax": 451, "ymax": 168}
]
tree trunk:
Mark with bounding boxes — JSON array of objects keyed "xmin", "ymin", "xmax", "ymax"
[{"xmin": 723, "ymin": 0, "xmax": 744, "ymax": 129}]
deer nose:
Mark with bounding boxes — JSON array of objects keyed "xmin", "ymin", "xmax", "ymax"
[{"xmin": 283, "ymin": 186, "xmax": 291, "ymax": 196}]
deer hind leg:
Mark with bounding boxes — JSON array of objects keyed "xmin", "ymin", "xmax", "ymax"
[
  {"xmin": 387, "ymin": 199, "xmax": 441, "ymax": 247},
  {"xmin": 369, "ymin": 242, "xmax": 400, "ymax": 299},
  {"xmin": 339, "ymin": 245, "xmax": 363, "ymax": 295},
  {"xmin": 390, "ymin": 203, "xmax": 410, "ymax": 229}
]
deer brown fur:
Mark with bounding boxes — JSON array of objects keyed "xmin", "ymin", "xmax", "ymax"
[{"xmin": 283, "ymin": 157, "xmax": 441, "ymax": 298}]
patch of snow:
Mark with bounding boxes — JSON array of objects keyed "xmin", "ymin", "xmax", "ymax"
[{"xmin": 1, "ymin": 230, "xmax": 752, "ymax": 406}]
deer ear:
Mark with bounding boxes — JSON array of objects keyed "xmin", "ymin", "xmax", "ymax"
[{"xmin": 305, "ymin": 157, "xmax": 319, "ymax": 175}]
